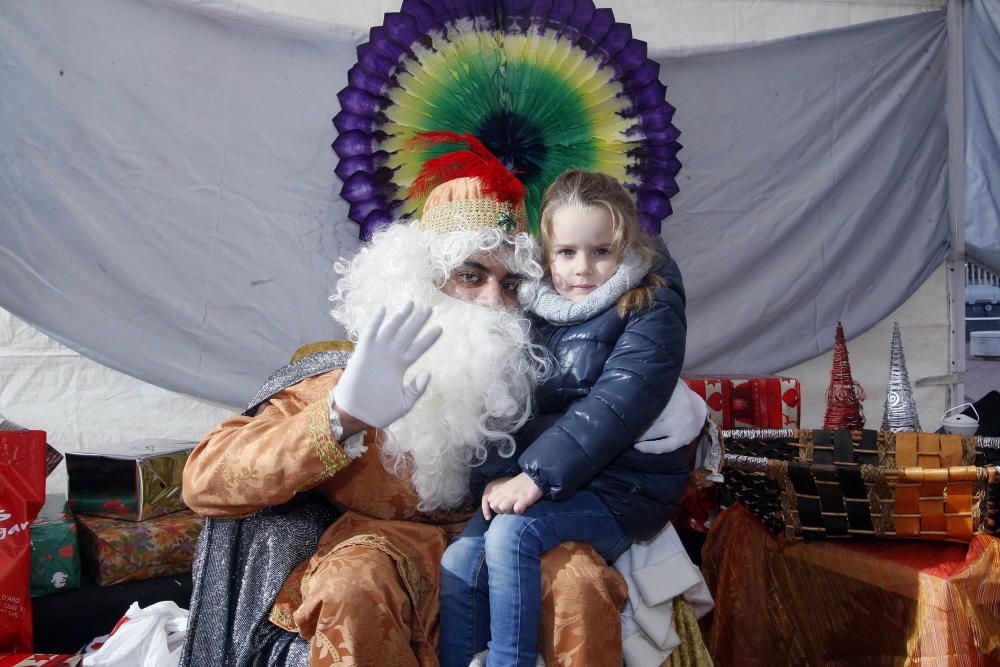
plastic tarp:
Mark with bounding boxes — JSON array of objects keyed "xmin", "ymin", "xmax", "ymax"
[{"xmin": 0, "ymin": 1, "xmax": 949, "ymax": 407}]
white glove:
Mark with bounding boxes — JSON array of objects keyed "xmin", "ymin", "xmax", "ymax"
[
  {"xmin": 332, "ymin": 302, "xmax": 442, "ymax": 429},
  {"xmin": 635, "ymin": 382, "xmax": 709, "ymax": 454}
]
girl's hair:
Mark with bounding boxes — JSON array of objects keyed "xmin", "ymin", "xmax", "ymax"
[{"xmin": 538, "ymin": 170, "xmax": 663, "ymax": 316}]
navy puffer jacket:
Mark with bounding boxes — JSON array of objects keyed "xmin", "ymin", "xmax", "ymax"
[{"xmin": 471, "ymin": 251, "xmax": 691, "ymax": 541}]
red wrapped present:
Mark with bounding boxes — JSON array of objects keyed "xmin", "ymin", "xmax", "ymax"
[
  {"xmin": 672, "ymin": 376, "xmax": 801, "ymax": 534},
  {"xmin": 683, "ymin": 375, "xmax": 801, "ymax": 430},
  {"xmin": 75, "ymin": 510, "xmax": 202, "ymax": 586},
  {"xmin": 0, "ymin": 656, "xmax": 81, "ymax": 667},
  {"xmin": 0, "ymin": 417, "xmax": 62, "ymax": 477}
]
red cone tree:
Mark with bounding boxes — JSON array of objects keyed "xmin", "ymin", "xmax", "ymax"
[{"xmin": 823, "ymin": 322, "xmax": 866, "ymax": 431}]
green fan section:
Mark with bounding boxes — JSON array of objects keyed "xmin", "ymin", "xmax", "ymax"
[{"xmin": 383, "ymin": 30, "xmax": 634, "ymax": 235}]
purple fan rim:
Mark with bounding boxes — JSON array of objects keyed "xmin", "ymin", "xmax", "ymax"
[{"xmin": 335, "ymin": 0, "xmax": 682, "ymax": 239}]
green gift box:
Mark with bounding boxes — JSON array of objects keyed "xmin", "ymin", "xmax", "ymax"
[
  {"xmin": 29, "ymin": 495, "xmax": 81, "ymax": 597},
  {"xmin": 76, "ymin": 510, "xmax": 202, "ymax": 586},
  {"xmin": 66, "ymin": 439, "xmax": 195, "ymax": 521}
]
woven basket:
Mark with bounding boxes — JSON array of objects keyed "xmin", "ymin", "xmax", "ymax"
[{"xmin": 723, "ymin": 429, "xmax": 1000, "ymax": 542}]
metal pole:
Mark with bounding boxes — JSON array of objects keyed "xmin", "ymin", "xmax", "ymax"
[{"xmin": 946, "ymin": 0, "xmax": 968, "ymax": 407}]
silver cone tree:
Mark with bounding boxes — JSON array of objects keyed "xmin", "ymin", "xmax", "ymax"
[{"xmin": 880, "ymin": 322, "xmax": 921, "ymax": 432}]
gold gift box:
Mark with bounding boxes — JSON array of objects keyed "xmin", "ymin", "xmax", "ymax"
[{"xmin": 66, "ymin": 439, "xmax": 196, "ymax": 522}]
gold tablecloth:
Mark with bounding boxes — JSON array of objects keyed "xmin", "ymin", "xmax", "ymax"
[{"xmin": 702, "ymin": 504, "xmax": 1000, "ymax": 666}]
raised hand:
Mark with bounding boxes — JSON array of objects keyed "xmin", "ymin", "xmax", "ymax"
[{"xmin": 332, "ymin": 302, "xmax": 442, "ymax": 429}]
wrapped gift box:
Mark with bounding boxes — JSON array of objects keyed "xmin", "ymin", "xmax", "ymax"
[
  {"xmin": 29, "ymin": 496, "xmax": 81, "ymax": 598},
  {"xmin": 76, "ymin": 510, "xmax": 203, "ymax": 586},
  {"xmin": 672, "ymin": 375, "xmax": 801, "ymax": 534},
  {"xmin": 66, "ymin": 439, "xmax": 195, "ymax": 521},
  {"xmin": 0, "ymin": 417, "xmax": 63, "ymax": 477},
  {"xmin": 683, "ymin": 375, "xmax": 801, "ymax": 430},
  {"xmin": 0, "ymin": 656, "xmax": 81, "ymax": 667}
]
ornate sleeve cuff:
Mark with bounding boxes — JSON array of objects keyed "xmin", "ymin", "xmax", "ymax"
[{"xmin": 328, "ymin": 389, "xmax": 368, "ymax": 460}]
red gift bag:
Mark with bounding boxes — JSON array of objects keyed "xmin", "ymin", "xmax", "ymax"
[{"xmin": 0, "ymin": 430, "xmax": 47, "ymax": 652}]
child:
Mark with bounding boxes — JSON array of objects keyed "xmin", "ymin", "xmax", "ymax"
[{"xmin": 439, "ymin": 170, "xmax": 697, "ymax": 667}]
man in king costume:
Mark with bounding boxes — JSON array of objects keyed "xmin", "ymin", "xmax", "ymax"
[{"xmin": 182, "ymin": 149, "xmax": 629, "ymax": 666}]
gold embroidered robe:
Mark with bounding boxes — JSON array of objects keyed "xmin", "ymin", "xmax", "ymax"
[{"xmin": 183, "ymin": 370, "xmax": 627, "ymax": 666}]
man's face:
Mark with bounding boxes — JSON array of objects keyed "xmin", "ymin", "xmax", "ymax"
[{"xmin": 441, "ymin": 251, "xmax": 522, "ymax": 309}]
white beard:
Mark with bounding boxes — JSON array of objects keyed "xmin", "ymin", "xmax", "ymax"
[{"xmin": 331, "ymin": 223, "xmax": 548, "ymax": 511}]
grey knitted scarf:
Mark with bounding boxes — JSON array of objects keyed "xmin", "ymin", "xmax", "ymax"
[{"xmin": 520, "ymin": 250, "xmax": 650, "ymax": 325}]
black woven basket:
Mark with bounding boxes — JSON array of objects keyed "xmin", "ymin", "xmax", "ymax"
[{"xmin": 723, "ymin": 428, "xmax": 1000, "ymax": 542}]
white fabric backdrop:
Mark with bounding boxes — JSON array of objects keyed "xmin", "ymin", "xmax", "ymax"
[
  {"xmin": 0, "ymin": 1, "xmax": 950, "ymax": 408},
  {"xmin": 0, "ymin": 308, "xmax": 233, "ymax": 499}
]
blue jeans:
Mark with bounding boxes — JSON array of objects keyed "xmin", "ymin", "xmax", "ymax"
[{"xmin": 438, "ymin": 491, "xmax": 631, "ymax": 667}]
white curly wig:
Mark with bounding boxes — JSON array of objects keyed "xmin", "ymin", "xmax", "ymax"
[{"xmin": 330, "ymin": 222, "xmax": 550, "ymax": 512}]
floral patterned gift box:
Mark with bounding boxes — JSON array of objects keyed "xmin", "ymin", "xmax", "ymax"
[{"xmin": 75, "ymin": 510, "xmax": 202, "ymax": 586}]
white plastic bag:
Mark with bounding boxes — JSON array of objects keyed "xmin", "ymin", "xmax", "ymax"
[{"xmin": 82, "ymin": 600, "xmax": 188, "ymax": 667}]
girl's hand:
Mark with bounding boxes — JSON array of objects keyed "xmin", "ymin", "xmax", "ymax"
[
  {"xmin": 481, "ymin": 477, "xmax": 511, "ymax": 520},
  {"xmin": 482, "ymin": 473, "xmax": 542, "ymax": 519}
]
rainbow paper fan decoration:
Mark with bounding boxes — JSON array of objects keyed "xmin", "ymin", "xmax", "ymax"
[{"xmin": 333, "ymin": 0, "xmax": 682, "ymax": 239}]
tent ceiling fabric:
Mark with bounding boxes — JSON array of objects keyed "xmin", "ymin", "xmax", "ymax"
[
  {"xmin": 665, "ymin": 10, "xmax": 949, "ymax": 372},
  {"xmin": 0, "ymin": 0, "xmax": 363, "ymax": 405},
  {"xmin": 964, "ymin": 0, "xmax": 1000, "ymax": 274},
  {"xmin": 0, "ymin": 1, "xmax": 948, "ymax": 406},
  {"xmin": 231, "ymin": 0, "xmax": 947, "ymax": 52}
]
